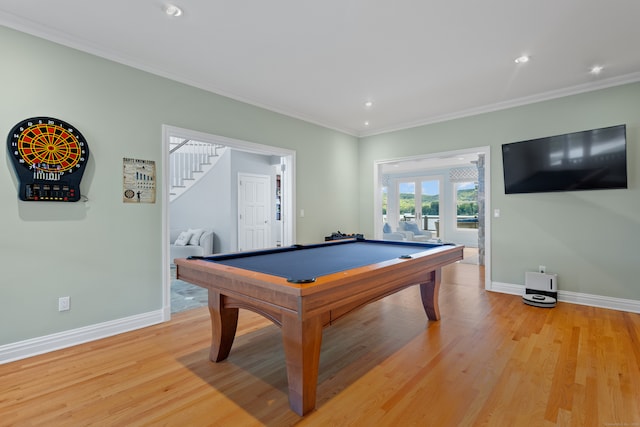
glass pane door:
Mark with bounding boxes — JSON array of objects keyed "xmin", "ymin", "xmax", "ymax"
[
  {"xmin": 398, "ymin": 181, "xmax": 416, "ymax": 221},
  {"xmin": 455, "ymin": 181, "xmax": 478, "ymax": 229},
  {"xmin": 398, "ymin": 178, "xmax": 441, "ymax": 235},
  {"xmin": 421, "ymin": 179, "xmax": 440, "ymax": 235}
]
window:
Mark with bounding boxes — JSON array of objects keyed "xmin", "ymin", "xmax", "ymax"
[{"xmin": 454, "ymin": 181, "xmax": 478, "ymax": 229}]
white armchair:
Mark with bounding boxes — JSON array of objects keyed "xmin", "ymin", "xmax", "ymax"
[
  {"xmin": 398, "ymin": 221, "xmax": 433, "ymax": 241},
  {"xmin": 382, "ymin": 223, "xmax": 406, "ymax": 241}
]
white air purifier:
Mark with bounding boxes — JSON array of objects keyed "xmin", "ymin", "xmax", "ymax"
[{"xmin": 523, "ymin": 271, "xmax": 558, "ymax": 308}]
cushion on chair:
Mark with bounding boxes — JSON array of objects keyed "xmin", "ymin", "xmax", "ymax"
[
  {"xmin": 187, "ymin": 228, "xmax": 205, "ymax": 245},
  {"xmin": 403, "ymin": 221, "xmax": 420, "ymax": 234},
  {"xmin": 398, "ymin": 221, "xmax": 433, "ymax": 240},
  {"xmin": 174, "ymin": 231, "xmax": 192, "ymax": 246}
]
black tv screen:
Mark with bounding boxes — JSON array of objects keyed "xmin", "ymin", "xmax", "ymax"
[{"xmin": 502, "ymin": 125, "xmax": 627, "ymax": 194}]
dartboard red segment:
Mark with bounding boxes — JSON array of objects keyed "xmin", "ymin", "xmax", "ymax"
[{"xmin": 17, "ymin": 123, "xmax": 84, "ymax": 172}]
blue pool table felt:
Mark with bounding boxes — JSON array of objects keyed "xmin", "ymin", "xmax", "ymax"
[{"xmin": 202, "ymin": 240, "xmax": 446, "ymax": 283}]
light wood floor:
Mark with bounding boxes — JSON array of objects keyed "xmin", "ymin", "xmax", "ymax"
[{"xmin": 2, "ymin": 263, "xmax": 639, "ymax": 426}]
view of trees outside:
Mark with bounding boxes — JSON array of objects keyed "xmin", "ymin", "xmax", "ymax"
[
  {"xmin": 381, "ymin": 182, "xmax": 440, "ymax": 216},
  {"xmin": 381, "ymin": 181, "xmax": 478, "ymax": 216},
  {"xmin": 382, "ymin": 180, "xmax": 477, "ymax": 235},
  {"xmin": 396, "ymin": 181, "xmax": 440, "ymax": 216},
  {"xmin": 456, "ymin": 181, "xmax": 479, "ymax": 216}
]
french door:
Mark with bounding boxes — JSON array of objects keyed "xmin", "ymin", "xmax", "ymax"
[{"xmin": 385, "ymin": 176, "xmax": 442, "ymax": 235}]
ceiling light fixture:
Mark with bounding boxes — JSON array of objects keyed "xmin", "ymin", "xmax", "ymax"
[
  {"xmin": 364, "ymin": 121, "xmax": 370, "ymax": 127},
  {"xmin": 590, "ymin": 65, "xmax": 604, "ymax": 75},
  {"xmin": 514, "ymin": 55, "xmax": 530, "ymax": 64},
  {"xmin": 364, "ymin": 101, "xmax": 374, "ymax": 109},
  {"xmin": 165, "ymin": 4, "xmax": 183, "ymax": 17}
]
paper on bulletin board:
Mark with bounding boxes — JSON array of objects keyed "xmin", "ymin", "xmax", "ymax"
[{"xmin": 123, "ymin": 158, "xmax": 156, "ymax": 203}]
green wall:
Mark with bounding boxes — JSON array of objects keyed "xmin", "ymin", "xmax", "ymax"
[
  {"xmin": 0, "ymin": 26, "xmax": 359, "ymax": 345},
  {"xmin": 359, "ymin": 83, "xmax": 640, "ymax": 300},
  {"xmin": 2, "ymin": 23, "xmax": 638, "ymax": 350}
]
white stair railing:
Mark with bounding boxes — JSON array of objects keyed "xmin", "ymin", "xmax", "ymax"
[{"xmin": 169, "ymin": 138, "xmax": 225, "ymax": 202}]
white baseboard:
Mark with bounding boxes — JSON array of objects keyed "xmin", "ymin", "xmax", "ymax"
[
  {"xmin": 0, "ymin": 310, "xmax": 166, "ymax": 364},
  {"xmin": 3, "ymin": 285, "xmax": 638, "ymax": 365},
  {"xmin": 489, "ymin": 282, "xmax": 640, "ymax": 313},
  {"xmin": 489, "ymin": 281, "xmax": 524, "ymax": 296}
]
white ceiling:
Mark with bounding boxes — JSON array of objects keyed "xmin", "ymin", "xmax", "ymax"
[{"xmin": 1, "ymin": 0, "xmax": 640, "ymax": 137}]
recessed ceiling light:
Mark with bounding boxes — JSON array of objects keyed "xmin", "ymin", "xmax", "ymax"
[
  {"xmin": 364, "ymin": 101, "xmax": 374, "ymax": 109},
  {"xmin": 590, "ymin": 65, "xmax": 604, "ymax": 75},
  {"xmin": 514, "ymin": 55, "xmax": 530, "ymax": 64},
  {"xmin": 165, "ymin": 4, "xmax": 183, "ymax": 17},
  {"xmin": 364, "ymin": 121, "xmax": 370, "ymax": 127}
]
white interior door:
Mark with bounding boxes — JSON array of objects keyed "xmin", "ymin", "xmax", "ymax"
[{"xmin": 238, "ymin": 173, "xmax": 271, "ymax": 251}]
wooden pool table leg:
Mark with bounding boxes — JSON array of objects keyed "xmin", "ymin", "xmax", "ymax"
[
  {"xmin": 208, "ymin": 289, "xmax": 239, "ymax": 362},
  {"xmin": 281, "ymin": 313, "xmax": 323, "ymax": 416},
  {"xmin": 420, "ymin": 269, "xmax": 442, "ymax": 321}
]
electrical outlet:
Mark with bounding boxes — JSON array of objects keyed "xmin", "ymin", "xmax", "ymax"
[
  {"xmin": 539, "ymin": 265, "xmax": 546, "ymax": 273},
  {"xmin": 58, "ymin": 296, "xmax": 70, "ymax": 312}
]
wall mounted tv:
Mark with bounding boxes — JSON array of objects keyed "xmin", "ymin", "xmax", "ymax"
[{"xmin": 502, "ymin": 124, "xmax": 627, "ymax": 194}]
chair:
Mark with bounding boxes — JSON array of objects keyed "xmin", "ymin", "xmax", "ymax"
[
  {"xmin": 382, "ymin": 223, "xmax": 406, "ymax": 241},
  {"xmin": 398, "ymin": 221, "xmax": 433, "ymax": 241}
]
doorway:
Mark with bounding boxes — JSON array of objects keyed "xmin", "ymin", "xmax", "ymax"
[
  {"xmin": 374, "ymin": 146, "xmax": 491, "ymax": 289},
  {"xmin": 161, "ymin": 125, "xmax": 296, "ymax": 319}
]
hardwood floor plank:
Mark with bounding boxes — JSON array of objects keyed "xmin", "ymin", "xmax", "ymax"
[{"xmin": 1, "ymin": 262, "xmax": 639, "ymax": 426}]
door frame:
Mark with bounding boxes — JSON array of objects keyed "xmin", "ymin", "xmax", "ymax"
[
  {"xmin": 161, "ymin": 125, "xmax": 296, "ymax": 320},
  {"xmin": 373, "ymin": 146, "xmax": 491, "ymax": 290}
]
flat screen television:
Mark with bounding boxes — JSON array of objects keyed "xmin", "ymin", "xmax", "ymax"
[{"xmin": 502, "ymin": 124, "xmax": 627, "ymax": 194}]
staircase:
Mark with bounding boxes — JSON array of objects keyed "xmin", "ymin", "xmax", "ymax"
[{"xmin": 169, "ymin": 137, "xmax": 226, "ymax": 202}]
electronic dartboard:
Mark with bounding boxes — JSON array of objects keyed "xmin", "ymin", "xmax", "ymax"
[{"xmin": 7, "ymin": 117, "xmax": 89, "ymax": 202}]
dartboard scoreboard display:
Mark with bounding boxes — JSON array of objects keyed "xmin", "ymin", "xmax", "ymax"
[{"xmin": 7, "ymin": 117, "xmax": 89, "ymax": 202}]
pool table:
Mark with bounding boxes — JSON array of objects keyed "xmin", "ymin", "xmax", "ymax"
[{"xmin": 175, "ymin": 238, "xmax": 463, "ymax": 415}]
